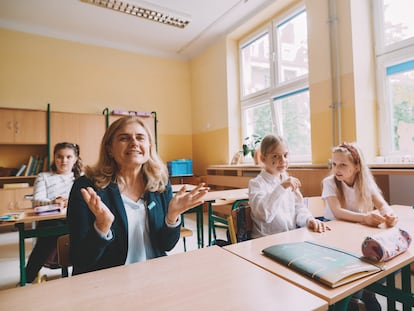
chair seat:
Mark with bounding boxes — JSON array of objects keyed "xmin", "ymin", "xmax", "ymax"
[{"xmin": 180, "ymin": 227, "xmax": 193, "ymax": 238}]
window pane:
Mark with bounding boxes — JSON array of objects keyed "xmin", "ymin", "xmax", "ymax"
[
  {"xmin": 383, "ymin": 0, "xmax": 414, "ymax": 46},
  {"xmin": 272, "ymin": 90, "xmax": 311, "ymax": 162},
  {"xmin": 244, "ymin": 102, "xmax": 273, "ymax": 139},
  {"xmin": 387, "ymin": 63, "xmax": 414, "ymax": 154},
  {"xmin": 240, "ymin": 33, "xmax": 270, "ymax": 97},
  {"xmin": 276, "ymin": 10, "xmax": 308, "ymax": 84}
]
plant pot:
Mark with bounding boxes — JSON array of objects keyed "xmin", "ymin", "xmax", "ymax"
[{"xmin": 253, "ymin": 149, "xmax": 261, "ymax": 165}]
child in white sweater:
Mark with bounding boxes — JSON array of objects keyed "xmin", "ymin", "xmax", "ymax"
[{"xmin": 249, "ymin": 135, "xmax": 329, "ymax": 238}]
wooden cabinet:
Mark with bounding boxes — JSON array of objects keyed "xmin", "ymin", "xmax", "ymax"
[
  {"xmin": 0, "ymin": 187, "xmax": 33, "ymax": 215},
  {"xmin": 50, "ymin": 112, "xmax": 106, "ymax": 167},
  {"xmin": 0, "ymin": 176, "xmax": 35, "ymax": 215},
  {"xmin": 0, "ymin": 108, "xmax": 47, "ymax": 217},
  {"xmin": 206, "ymin": 164, "xmax": 330, "ymax": 197},
  {"xmin": 0, "ymin": 108, "xmax": 47, "ymax": 144}
]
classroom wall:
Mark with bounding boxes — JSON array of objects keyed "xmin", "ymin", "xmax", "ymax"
[
  {"xmin": 190, "ymin": 40, "xmax": 230, "ymax": 174},
  {"xmin": 0, "ymin": 0, "xmax": 384, "ymax": 177},
  {"xmin": 189, "ymin": 0, "xmax": 376, "ymax": 173},
  {"xmin": 0, "ymin": 28, "xmax": 193, "ymax": 164}
]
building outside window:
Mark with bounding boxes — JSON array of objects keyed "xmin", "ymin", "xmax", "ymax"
[
  {"xmin": 239, "ymin": 5, "xmax": 311, "ymax": 163},
  {"xmin": 374, "ymin": 0, "xmax": 414, "ymax": 162}
]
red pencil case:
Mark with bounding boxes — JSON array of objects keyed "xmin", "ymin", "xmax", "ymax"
[{"xmin": 361, "ymin": 227, "xmax": 412, "ymax": 262}]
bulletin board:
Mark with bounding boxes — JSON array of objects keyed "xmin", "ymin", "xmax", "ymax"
[{"xmin": 103, "ymin": 108, "xmax": 158, "ymax": 150}]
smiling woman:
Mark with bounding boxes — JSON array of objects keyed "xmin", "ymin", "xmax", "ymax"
[{"xmin": 67, "ymin": 116, "xmax": 209, "ymax": 276}]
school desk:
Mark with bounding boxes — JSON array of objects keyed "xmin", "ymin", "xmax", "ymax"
[
  {"xmin": 0, "ymin": 245, "xmax": 328, "ymax": 311},
  {"xmin": 224, "ymin": 205, "xmax": 414, "ymax": 311},
  {"xmin": 171, "ymin": 183, "xmax": 204, "ymax": 249},
  {"xmin": 10, "ymin": 209, "xmax": 68, "ymax": 286}
]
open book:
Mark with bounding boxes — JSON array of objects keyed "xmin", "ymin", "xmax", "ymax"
[{"xmin": 262, "ymin": 241, "xmax": 382, "ymax": 288}]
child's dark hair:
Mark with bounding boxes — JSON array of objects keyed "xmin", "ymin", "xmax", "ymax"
[{"xmin": 51, "ymin": 142, "xmax": 83, "ymax": 178}]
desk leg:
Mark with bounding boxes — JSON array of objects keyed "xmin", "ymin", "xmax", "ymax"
[
  {"xmin": 328, "ymin": 295, "xmax": 352, "ymax": 311},
  {"xmin": 208, "ymin": 202, "xmax": 212, "ymax": 246},
  {"xmin": 400, "ymin": 265, "xmax": 412, "ymax": 311},
  {"xmin": 196, "ymin": 205, "xmax": 204, "ymax": 248},
  {"xmin": 386, "ymin": 273, "xmax": 396, "ymax": 311},
  {"xmin": 367, "ymin": 267, "xmax": 414, "ymax": 310},
  {"xmin": 15, "ymin": 223, "xmax": 27, "ymax": 286}
]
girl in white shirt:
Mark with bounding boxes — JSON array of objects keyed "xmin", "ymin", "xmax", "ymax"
[
  {"xmin": 249, "ymin": 135, "xmax": 329, "ymax": 238},
  {"xmin": 321, "ymin": 142, "xmax": 398, "ymax": 227},
  {"xmin": 321, "ymin": 142, "xmax": 398, "ymax": 310},
  {"xmin": 26, "ymin": 142, "xmax": 83, "ymax": 283}
]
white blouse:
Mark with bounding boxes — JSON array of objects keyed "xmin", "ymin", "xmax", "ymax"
[
  {"xmin": 248, "ymin": 170, "xmax": 312, "ymax": 238},
  {"xmin": 122, "ymin": 195, "xmax": 155, "ymax": 264}
]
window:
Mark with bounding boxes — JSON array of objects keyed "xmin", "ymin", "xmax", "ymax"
[
  {"xmin": 240, "ymin": 5, "xmax": 311, "ymax": 163},
  {"xmin": 374, "ymin": 0, "xmax": 414, "ymax": 161},
  {"xmin": 240, "ymin": 32, "xmax": 271, "ymax": 97}
]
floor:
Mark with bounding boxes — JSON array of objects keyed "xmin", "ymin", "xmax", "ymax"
[{"xmin": 0, "ymin": 213, "xmax": 410, "ymax": 310}]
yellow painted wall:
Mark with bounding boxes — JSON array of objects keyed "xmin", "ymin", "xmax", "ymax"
[
  {"xmin": 190, "ymin": 40, "xmax": 230, "ymax": 175},
  {"xmin": 0, "ymin": 28, "xmax": 193, "ymax": 162},
  {"xmin": 305, "ymin": 0, "xmax": 376, "ymax": 163},
  {"xmin": 0, "ymin": 0, "xmax": 379, "ymax": 177}
]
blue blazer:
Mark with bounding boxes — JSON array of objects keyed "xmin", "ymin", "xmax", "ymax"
[{"xmin": 67, "ymin": 175, "xmax": 180, "ymax": 275}]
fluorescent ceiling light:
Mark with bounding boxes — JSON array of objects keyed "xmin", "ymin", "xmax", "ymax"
[{"xmin": 80, "ymin": 0, "xmax": 191, "ymax": 29}]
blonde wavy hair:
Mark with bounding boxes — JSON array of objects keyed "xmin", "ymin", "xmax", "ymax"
[
  {"xmin": 85, "ymin": 116, "xmax": 169, "ymax": 192},
  {"xmin": 332, "ymin": 142, "xmax": 382, "ymax": 212}
]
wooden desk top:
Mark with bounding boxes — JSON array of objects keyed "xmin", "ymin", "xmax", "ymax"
[
  {"xmin": 0, "ymin": 209, "xmax": 66, "ymax": 227},
  {"xmin": 224, "ymin": 205, "xmax": 414, "ymax": 305},
  {"xmin": 0, "ymin": 246, "xmax": 327, "ymax": 311},
  {"xmin": 203, "ymin": 188, "xmax": 249, "ymax": 202},
  {"xmin": 171, "ymin": 184, "xmax": 197, "ymax": 193}
]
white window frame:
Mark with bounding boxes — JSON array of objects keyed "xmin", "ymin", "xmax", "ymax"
[
  {"xmin": 239, "ymin": 3, "xmax": 310, "ymax": 163},
  {"xmin": 373, "ymin": 0, "xmax": 414, "ymax": 156},
  {"xmin": 239, "ymin": 25, "xmax": 273, "ymax": 102}
]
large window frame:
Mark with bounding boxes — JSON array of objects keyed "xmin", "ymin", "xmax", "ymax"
[
  {"xmin": 373, "ymin": 0, "xmax": 414, "ymax": 160},
  {"xmin": 239, "ymin": 3, "xmax": 311, "ymax": 163}
]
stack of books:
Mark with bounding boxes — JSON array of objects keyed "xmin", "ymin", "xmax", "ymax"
[{"xmin": 15, "ymin": 155, "xmax": 48, "ymax": 176}]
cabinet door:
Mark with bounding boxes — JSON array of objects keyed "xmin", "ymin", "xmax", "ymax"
[
  {"xmin": 50, "ymin": 112, "xmax": 106, "ymax": 167},
  {"xmin": 0, "ymin": 109, "xmax": 47, "ymax": 144},
  {"xmin": 0, "ymin": 187, "xmax": 32, "ymax": 215},
  {"xmin": 14, "ymin": 188, "xmax": 33, "ymax": 209},
  {"xmin": 14, "ymin": 110, "xmax": 47, "ymax": 144},
  {"xmin": 0, "ymin": 109, "xmax": 16, "ymax": 143},
  {"xmin": 0, "ymin": 189, "xmax": 15, "ymax": 215}
]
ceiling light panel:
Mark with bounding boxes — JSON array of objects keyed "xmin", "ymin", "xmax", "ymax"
[{"xmin": 80, "ymin": 0, "xmax": 191, "ymax": 29}]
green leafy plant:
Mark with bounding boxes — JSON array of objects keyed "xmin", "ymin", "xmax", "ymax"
[{"xmin": 242, "ymin": 134, "xmax": 262, "ymax": 157}]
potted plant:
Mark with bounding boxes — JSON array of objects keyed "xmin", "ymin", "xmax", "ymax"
[{"xmin": 242, "ymin": 134, "xmax": 262, "ymax": 162}]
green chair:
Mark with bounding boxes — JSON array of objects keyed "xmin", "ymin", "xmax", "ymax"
[{"xmin": 208, "ymin": 198, "xmax": 249, "ymax": 246}]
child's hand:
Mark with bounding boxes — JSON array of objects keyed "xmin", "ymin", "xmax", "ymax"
[
  {"xmin": 53, "ymin": 196, "xmax": 68, "ymax": 208},
  {"xmin": 384, "ymin": 213, "xmax": 398, "ymax": 227},
  {"xmin": 361, "ymin": 212, "xmax": 386, "ymax": 227},
  {"xmin": 307, "ymin": 218, "xmax": 331, "ymax": 233},
  {"xmin": 281, "ymin": 177, "xmax": 301, "ymax": 191}
]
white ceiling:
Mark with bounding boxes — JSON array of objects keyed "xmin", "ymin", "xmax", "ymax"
[{"xmin": 0, "ymin": 0, "xmax": 276, "ymax": 60}]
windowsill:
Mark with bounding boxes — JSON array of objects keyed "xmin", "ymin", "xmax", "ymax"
[
  {"xmin": 368, "ymin": 163, "xmax": 414, "ymax": 169},
  {"xmin": 208, "ymin": 163, "xmax": 329, "ymax": 169}
]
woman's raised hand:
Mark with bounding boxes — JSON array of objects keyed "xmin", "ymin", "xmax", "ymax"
[
  {"xmin": 81, "ymin": 187, "xmax": 114, "ymax": 234},
  {"xmin": 166, "ymin": 183, "xmax": 209, "ymax": 223}
]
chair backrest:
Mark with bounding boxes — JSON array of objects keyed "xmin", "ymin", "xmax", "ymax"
[
  {"xmin": 228, "ymin": 201, "xmax": 252, "ymax": 244},
  {"xmin": 304, "ymin": 196, "xmax": 325, "ymax": 219},
  {"xmin": 57, "ymin": 234, "xmax": 71, "ymax": 268}
]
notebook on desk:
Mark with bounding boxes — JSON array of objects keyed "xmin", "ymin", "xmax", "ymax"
[
  {"xmin": 262, "ymin": 241, "xmax": 382, "ymax": 288},
  {"xmin": 33, "ymin": 204, "xmax": 61, "ymax": 215}
]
